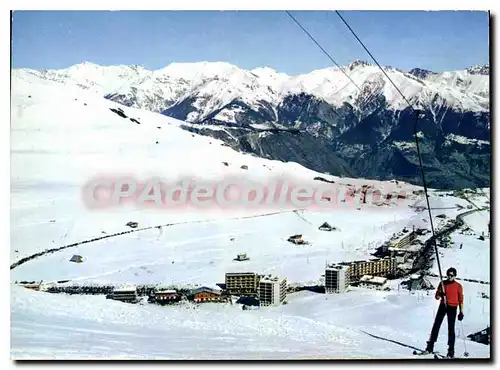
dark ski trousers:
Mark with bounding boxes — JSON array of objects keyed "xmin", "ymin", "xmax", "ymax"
[{"xmin": 429, "ymin": 303, "xmax": 457, "ymax": 350}]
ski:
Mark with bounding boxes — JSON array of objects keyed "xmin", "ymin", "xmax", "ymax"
[
  {"xmin": 359, "ymin": 329, "xmax": 464, "ymax": 360},
  {"xmin": 412, "ymin": 350, "xmax": 444, "ymax": 359}
]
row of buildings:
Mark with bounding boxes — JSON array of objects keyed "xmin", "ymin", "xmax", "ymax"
[
  {"xmin": 108, "ymin": 256, "xmax": 396, "ymax": 306},
  {"xmin": 106, "ymin": 272, "xmax": 288, "ymax": 307},
  {"xmin": 108, "ymin": 285, "xmax": 228, "ymax": 305},
  {"xmin": 373, "ymin": 227, "xmax": 429, "ymax": 272},
  {"xmin": 325, "ymin": 256, "xmax": 397, "ymax": 293},
  {"xmin": 324, "ymin": 227, "xmax": 434, "ymax": 293},
  {"xmin": 36, "ymin": 225, "xmax": 430, "ymax": 306}
]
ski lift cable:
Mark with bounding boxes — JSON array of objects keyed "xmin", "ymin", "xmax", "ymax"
[
  {"xmin": 334, "ymin": 11, "xmax": 415, "ymax": 111},
  {"xmin": 284, "ymin": 10, "xmax": 446, "ymax": 297},
  {"xmin": 284, "ymin": 11, "xmax": 362, "ymax": 91},
  {"xmin": 285, "ymin": 10, "xmax": 446, "ymax": 286},
  {"xmin": 332, "ymin": 10, "xmax": 445, "ymax": 291}
]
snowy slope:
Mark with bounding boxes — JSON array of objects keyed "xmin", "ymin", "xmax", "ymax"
[
  {"xmin": 11, "ymin": 281, "xmax": 490, "ymax": 359},
  {"xmin": 11, "ymin": 71, "xmax": 422, "ymax": 264},
  {"xmin": 423, "ymin": 69, "xmax": 489, "ymax": 99},
  {"xmin": 10, "ymin": 74, "xmax": 490, "ymax": 360},
  {"xmin": 11, "ymin": 208, "xmax": 422, "ymax": 286},
  {"xmin": 431, "ymin": 209, "xmax": 490, "ymax": 283}
]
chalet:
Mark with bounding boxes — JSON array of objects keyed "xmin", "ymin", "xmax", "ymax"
[
  {"xmin": 69, "ymin": 255, "xmax": 83, "ymax": 263},
  {"xmin": 318, "ymin": 222, "xmax": 337, "ymax": 232},
  {"xmin": 287, "ymin": 234, "xmax": 306, "ymax": 245},
  {"xmin": 467, "ymin": 327, "xmax": 490, "ymax": 345},
  {"xmin": 110, "ymin": 286, "xmax": 139, "ymax": 303},
  {"xmin": 234, "ymin": 253, "xmax": 250, "ymax": 261},
  {"xmin": 20, "ymin": 282, "xmax": 41, "ymax": 291},
  {"xmin": 405, "ymin": 274, "xmax": 434, "ymax": 291},
  {"xmin": 189, "ymin": 287, "xmax": 224, "ymax": 303},
  {"xmin": 153, "ymin": 288, "xmax": 180, "ymax": 304},
  {"xmin": 359, "ymin": 275, "xmax": 388, "ymax": 290}
]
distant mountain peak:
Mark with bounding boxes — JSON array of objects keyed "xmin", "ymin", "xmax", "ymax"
[
  {"xmin": 467, "ymin": 64, "xmax": 489, "ymax": 75},
  {"xmin": 347, "ymin": 59, "xmax": 372, "ymax": 70},
  {"xmin": 408, "ymin": 68, "xmax": 437, "ymax": 79},
  {"xmin": 70, "ymin": 61, "xmax": 100, "ymax": 68},
  {"xmin": 251, "ymin": 66, "xmax": 278, "ymax": 75}
]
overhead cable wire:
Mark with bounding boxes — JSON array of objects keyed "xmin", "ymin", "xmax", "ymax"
[
  {"xmin": 334, "ymin": 11, "xmax": 416, "ymax": 111},
  {"xmin": 284, "ymin": 9, "xmax": 446, "ymax": 293},
  {"xmin": 284, "ymin": 11, "xmax": 361, "ymax": 91},
  {"xmin": 333, "ymin": 10, "xmax": 447, "ymax": 292}
]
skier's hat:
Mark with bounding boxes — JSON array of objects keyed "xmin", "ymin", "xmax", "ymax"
[{"xmin": 446, "ymin": 267, "xmax": 457, "ymax": 276}]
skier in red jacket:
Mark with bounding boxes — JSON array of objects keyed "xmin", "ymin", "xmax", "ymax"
[{"xmin": 424, "ymin": 267, "xmax": 464, "ymax": 358}]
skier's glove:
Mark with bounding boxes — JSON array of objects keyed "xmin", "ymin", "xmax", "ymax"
[
  {"xmin": 438, "ymin": 291, "xmax": 445, "ymax": 298},
  {"xmin": 458, "ymin": 312, "xmax": 464, "ymax": 321}
]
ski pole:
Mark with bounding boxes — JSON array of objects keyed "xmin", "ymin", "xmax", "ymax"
[{"xmin": 460, "ymin": 321, "xmax": 469, "ymax": 357}]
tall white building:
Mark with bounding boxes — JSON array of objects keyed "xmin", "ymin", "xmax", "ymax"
[
  {"xmin": 325, "ymin": 264, "xmax": 349, "ymax": 293},
  {"xmin": 258, "ymin": 276, "xmax": 287, "ymax": 306}
]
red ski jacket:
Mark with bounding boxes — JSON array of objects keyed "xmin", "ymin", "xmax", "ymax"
[{"xmin": 436, "ymin": 280, "xmax": 463, "ymax": 309}]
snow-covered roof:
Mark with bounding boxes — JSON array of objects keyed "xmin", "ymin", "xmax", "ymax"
[
  {"xmin": 371, "ymin": 277, "xmax": 387, "ymax": 284},
  {"xmin": 360, "ymin": 275, "xmax": 387, "ymax": 285},
  {"xmin": 226, "ymin": 272, "xmax": 258, "ymax": 276},
  {"xmin": 326, "ymin": 264, "xmax": 349, "ymax": 271},
  {"xmin": 190, "ymin": 286, "xmax": 221, "ymax": 296},
  {"xmin": 113, "ymin": 286, "xmax": 137, "ymax": 293},
  {"xmin": 260, "ymin": 275, "xmax": 286, "ymax": 283}
]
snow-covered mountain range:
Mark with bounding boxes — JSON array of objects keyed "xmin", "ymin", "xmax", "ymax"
[
  {"xmin": 14, "ymin": 60, "xmax": 489, "ymax": 120},
  {"xmin": 13, "ymin": 60, "xmax": 490, "ymax": 188}
]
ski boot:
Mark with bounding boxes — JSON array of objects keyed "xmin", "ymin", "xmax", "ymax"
[
  {"xmin": 419, "ymin": 341, "xmax": 435, "ymax": 355},
  {"xmin": 446, "ymin": 349, "xmax": 455, "ymax": 359}
]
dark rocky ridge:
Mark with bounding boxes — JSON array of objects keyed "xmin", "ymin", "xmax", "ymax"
[{"xmin": 103, "ymin": 63, "xmax": 490, "ymax": 189}]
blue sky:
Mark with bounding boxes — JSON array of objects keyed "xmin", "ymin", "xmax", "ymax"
[{"xmin": 12, "ymin": 11, "xmax": 489, "ymax": 74}]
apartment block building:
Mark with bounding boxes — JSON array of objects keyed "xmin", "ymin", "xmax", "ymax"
[
  {"xmin": 389, "ymin": 230, "xmax": 418, "ymax": 249},
  {"xmin": 225, "ymin": 272, "xmax": 262, "ymax": 296},
  {"xmin": 325, "ymin": 264, "xmax": 350, "ymax": 293},
  {"xmin": 340, "ymin": 257, "xmax": 397, "ymax": 282},
  {"xmin": 258, "ymin": 276, "xmax": 287, "ymax": 306}
]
